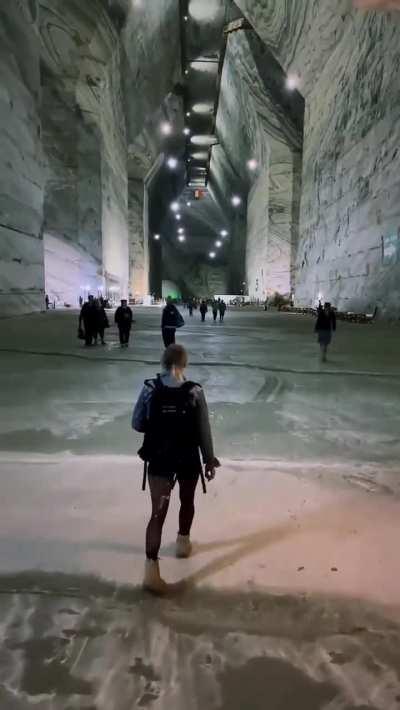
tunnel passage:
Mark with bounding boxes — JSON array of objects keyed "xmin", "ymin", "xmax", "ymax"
[{"xmin": 0, "ymin": 1, "xmax": 400, "ymax": 314}]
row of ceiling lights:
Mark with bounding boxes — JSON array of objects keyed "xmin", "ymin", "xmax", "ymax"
[{"xmin": 159, "ymin": 105, "xmax": 260, "ymax": 174}]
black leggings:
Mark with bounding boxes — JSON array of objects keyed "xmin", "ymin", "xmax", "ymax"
[{"xmin": 146, "ymin": 475, "xmax": 199, "ymax": 560}]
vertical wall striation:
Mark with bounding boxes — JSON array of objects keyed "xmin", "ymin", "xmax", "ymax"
[
  {"xmin": 236, "ymin": 1, "xmax": 400, "ymax": 314},
  {"xmin": 0, "ymin": 0, "xmax": 44, "ymax": 314},
  {"xmin": 211, "ymin": 29, "xmax": 302, "ymax": 300},
  {"xmin": 39, "ymin": 0, "xmax": 129, "ymax": 304}
]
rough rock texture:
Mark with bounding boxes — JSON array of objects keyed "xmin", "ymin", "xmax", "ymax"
[
  {"xmin": 163, "ymin": 243, "xmax": 227, "ymax": 298},
  {"xmin": 0, "ymin": 0, "xmax": 44, "ymax": 315},
  {"xmin": 128, "ymin": 178, "xmax": 145, "ymax": 298},
  {"xmin": 39, "ymin": 0, "xmax": 129, "ymax": 302},
  {"xmin": 210, "ymin": 30, "xmax": 302, "ymax": 299},
  {"xmin": 236, "ymin": 1, "xmax": 400, "ymax": 314},
  {"xmin": 121, "ymin": 1, "xmax": 183, "ymax": 298}
]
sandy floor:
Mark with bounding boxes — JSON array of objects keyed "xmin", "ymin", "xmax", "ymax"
[{"xmin": 0, "ymin": 307, "xmax": 400, "ymax": 709}]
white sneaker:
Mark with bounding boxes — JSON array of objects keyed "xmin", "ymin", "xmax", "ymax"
[
  {"xmin": 143, "ymin": 559, "xmax": 168, "ymax": 595},
  {"xmin": 176, "ymin": 535, "xmax": 192, "ymax": 559}
]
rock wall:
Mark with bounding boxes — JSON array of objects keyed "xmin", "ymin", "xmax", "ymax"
[
  {"xmin": 0, "ymin": 0, "xmax": 44, "ymax": 315},
  {"xmin": 39, "ymin": 0, "xmax": 129, "ymax": 302},
  {"xmin": 128, "ymin": 178, "xmax": 145, "ymax": 298},
  {"xmin": 236, "ymin": 1, "xmax": 400, "ymax": 315},
  {"xmin": 162, "ymin": 244, "xmax": 227, "ymax": 299},
  {"xmin": 211, "ymin": 29, "xmax": 302, "ymax": 299}
]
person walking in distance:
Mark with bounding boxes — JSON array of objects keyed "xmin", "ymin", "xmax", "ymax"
[
  {"xmin": 188, "ymin": 299, "xmax": 194, "ymax": 317},
  {"xmin": 115, "ymin": 299, "xmax": 134, "ymax": 348},
  {"xmin": 161, "ymin": 296, "xmax": 184, "ymax": 347},
  {"xmin": 132, "ymin": 344, "xmax": 220, "ymax": 594},
  {"xmin": 200, "ymin": 300, "xmax": 208, "ymax": 322},
  {"xmin": 212, "ymin": 300, "xmax": 219, "ymax": 322},
  {"xmin": 219, "ymin": 299, "xmax": 227, "ymax": 322},
  {"xmin": 315, "ymin": 302, "xmax": 336, "ymax": 362},
  {"xmin": 95, "ymin": 299, "xmax": 109, "ymax": 345},
  {"xmin": 79, "ymin": 295, "xmax": 98, "ymax": 346}
]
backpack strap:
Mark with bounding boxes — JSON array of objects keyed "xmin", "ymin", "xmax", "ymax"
[
  {"xmin": 144, "ymin": 375, "xmax": 163, "ymax": 390},
  {"xmin": 181, "ymin": 380, "xmax": 201, "ymax": 391}
]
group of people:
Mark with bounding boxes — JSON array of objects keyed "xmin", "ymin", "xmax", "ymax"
[
  {"xmin": 187, "ymin": 298, "xmax": 227, "ymax": 322},
  {"xmin": 78, "ymin": 296, "xmax": 134, "ymax": 348}
]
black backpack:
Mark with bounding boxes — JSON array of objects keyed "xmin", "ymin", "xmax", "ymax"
[{"xmin": 138, "ymin": 376, "xmax": 201, "ymax": 472}]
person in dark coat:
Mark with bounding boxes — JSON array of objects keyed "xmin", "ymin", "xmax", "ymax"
[
  {"xmin": 115, "ymin": 299, "xmax": 134, "ymax": 347},
  {"xmin": 79, "ymin": 295, "xmax": 98, "ymax": 346},
  {"xmin": 199, "ymin": 300, "xmax": 208, "ymax": 322},
  {"xmin": 188, "ymin": 299, "xmax": 194, "ymax": 317},
  {"xmin": 95, "ymin": 299, "xmax": 109, "ymax": 345},
  {"xmin": 219, "ymin": 300, "xmax": 227, "ymax": 322},
  {"xmin": 315, "ymin": 302, "xmax": 336, "ymax": 362},
  {"xmin": 161, "ymin": 297, "xmax": 184, "ymax": 347},
  {"xmin": 212, "ymin": 300, "xmax": 219, "ymax": 322},
  {"xmin": 132, "ymin": 344, "xmax": 220, "ymax": 593}
]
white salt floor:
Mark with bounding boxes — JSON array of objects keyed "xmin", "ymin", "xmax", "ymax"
[{"xmin": 1, "ymin": 308, "xmax": 400, "ymax": 709}]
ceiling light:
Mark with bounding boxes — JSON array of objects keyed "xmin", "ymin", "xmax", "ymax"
[
  {"xmin": 184, "ymin": 15, "xmax": 188, "ymax": 21},
  {"xmin": 190, "ymin": 135, "xmax": 216, "ymax": 146},
  {"xmin": 186, "ymin": 112, "xmax": 191, "ymax": 117},
  {"xmin": 186, "ymin": 201, "xmax": 191, "ymax": 207},
  {"xmin": 160, "ymin": 121, "xmax": 172, "ymax": 135},
  {"xmin": 167, "ymin": 157, "xmax": 178, "ymax": 169},
  {"xmin": 183, "ymin": 127, "xmax": 191, "ymax": 136},
  {"xmin": 178, "ymin": 235, "xmax": 186, "ymax": 242},
  {"xmin": 220, "ymin": 230, "xmax": 228, "ymax": 237},
  {"xmin": 231, "ymin": 195, "xmax": 241, "ymax": 207},
  {"xmin": 184, "ymin": 69, "xmax": 189, "ymax": 76},
  {"xmin": 170, "ymin": 201, "xmax": 179, "ymax": 212},
  {"xmin": 209, "ymin": 251, "xmax": 216, "ymax": 259},
  {"xmin": 154, "ymin": 234, "xmax": 160, "ymax": 240},
  {"xmin": 247, "ymin": 159, "xmax": 258, "ymax": 171},
  {"xmin": 286, "ymin": 74, "xmax": 300, "ymax": 91},
  {"xmin": 215, "ymin": 240, "xmax": 222, "ymax": 248},
  {"xmin": 192, "ymin": 102, "xmax": 213, "ymax": 115},
  {"xmin": 178, "ymin": 227, "xmax": 184, "ymax": 234},
  {"xmin": 175, "ymin": 214, "xmax": 181, "ymax": 220}
]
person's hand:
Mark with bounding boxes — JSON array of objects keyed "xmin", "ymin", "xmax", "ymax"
[{"xmin": 204, "ymin": 463, "xmax": 216, "ymax": 481}]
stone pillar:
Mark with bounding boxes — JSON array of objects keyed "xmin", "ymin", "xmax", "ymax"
[
  {"xmin": 265, "ymin": 142, "xmax": 297, "ymax": 298},
  {"xmin": 41, "ymin": 76, "xmax": 103, "ymax": 306},
  {"xmin": 0, "ymin": 0, "xmax": 44, "ymax": 315},
  {"xmin": 128, "ymin": 178, "xmax": 146, "ymax": 298}
]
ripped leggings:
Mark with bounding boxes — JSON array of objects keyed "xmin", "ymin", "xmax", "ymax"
[{"xmin": 146, "ymin": 474, "xmax": 199, "ymax": 560}]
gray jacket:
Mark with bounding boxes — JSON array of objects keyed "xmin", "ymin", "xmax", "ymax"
[{"xmin": 132, "ymin": 372, "xmax": 216, "ymax": 465}]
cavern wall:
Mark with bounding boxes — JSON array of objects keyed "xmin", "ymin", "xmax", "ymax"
[
  {"xmin": 211, "ymin": 29, "xmax": 302, "ymax": 300},
  {"xmin": 236, "ymin": 2, "xmax": 400, "ymax": 314},
  {"xmin": 0, "ymin": 0, "xmax": 44, "ymax": 315},
  {"xmin": 41, "ymin": 73, "xmax": 103, "ymax": 305},
  {"xmin": 40, "ymin": 0, "xmax": 129, "ymax": 303},
  {"xmin": 162, "ymin": 243, "xmax": 227, "ymax": 299}
]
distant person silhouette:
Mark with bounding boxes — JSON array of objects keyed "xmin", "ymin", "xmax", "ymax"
[
  {"xmin": 79, "ymin": 295, "xmax": 97, "ymax": 346},
  {"xmin": 95, "ymin": 299, "xmax": 109, "ymax": 345},
  {"xmin": 115, "ymin": 299, "xmax": 134, "ymax": 348},
  {"xmin": 315, "ymin": 302, "xmax": 336, "ymax": 363},
  {"xmin": 212, "ymin": 300, "xmax": 219, "ymax": 322},
  {"xmin": 161, "ymin": 297, "xmax": 184, "ymax": 347},
  {"xmin": 200, "ymin": 300, "xmax": 208, "ymax": 322}
]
